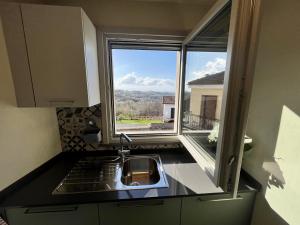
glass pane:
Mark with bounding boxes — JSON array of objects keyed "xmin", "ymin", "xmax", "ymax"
[
  {"xmin": 111, "ymin": 49, "xmax": 178, "ymax": 134},
  {"xmin": 182, "ymin": 51, "xmax": 227, "ymax": 159},
  {"xmin": 181, "ymin": 3, "xmax": 231, "ymax": 160}
]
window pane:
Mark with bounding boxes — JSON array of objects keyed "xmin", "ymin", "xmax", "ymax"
[
  {"xmin": 111, "ymin": 49, "xmax": 178, "ymax": 134},
  {"xmin": 182, "ymin": 51, "xmax": 227, "ymax": 159}
]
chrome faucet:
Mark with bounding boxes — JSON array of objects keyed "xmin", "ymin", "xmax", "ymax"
[{"xmin": 118, "ymin": 133, "xmax": 132, "ymax": 160}]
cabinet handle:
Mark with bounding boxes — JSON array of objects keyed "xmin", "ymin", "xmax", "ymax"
[
  {"xmin": 25, "ymin": 206, "xmax": 78, "ymax": 214},
  {"xmin": 117, "ymin": 200, "xmax": 164, "ymax": 208},
  {"xmin": 198, "ymin": 195, "xmax": 243, "ymax": 202}
]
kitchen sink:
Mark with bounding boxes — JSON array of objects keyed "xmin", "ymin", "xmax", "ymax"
[
  {"xmin": 52, "ymin": 155, "xmax": 168, "ymax": 195},
  {"xmin": 121, "ymin": 157, "xmax": 160, "ymax": 186}
]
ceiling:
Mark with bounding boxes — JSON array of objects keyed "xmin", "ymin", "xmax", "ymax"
[
  {"xmin": 1, "ymin": 0, "xmax": 217, "ymax": 6},
  {"xmin": 117, "ymin": 0, "xmax": 217, "ymax": 3},
  {"xmin": 42, "ymin": 0, "xmax": 217, "ymax": 5}
]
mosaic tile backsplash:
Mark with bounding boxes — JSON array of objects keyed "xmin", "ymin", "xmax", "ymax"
[
  {"xmin": 56, "ymin": 104, "xmax": 102, "ymax": 151},
  {"xmin": 56, "ymin": 104, "xmax": 182, "ymax": 151}
]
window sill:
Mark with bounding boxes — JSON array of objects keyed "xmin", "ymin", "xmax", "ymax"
[
  {"xmin": 108, "ymin": 135, "xmax": 180, "ymax": 145},
  {"xmin": 178, "ymin": 135, "xmax": 215, "ymax": 179}
]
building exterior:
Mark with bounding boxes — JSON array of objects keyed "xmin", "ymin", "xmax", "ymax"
[
  {"xmin": 183, "ymin": 71, "xmax": 224, "ymax": 130},
  {"xmin": 188, "ymin": 71, "xmax": 224, "ymax": 120},
  {"xmin": 162, "ymin": 96, "xmax": 175, "ymax": 122}
]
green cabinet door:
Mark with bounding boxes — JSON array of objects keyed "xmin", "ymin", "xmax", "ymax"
[
  {"xmin": 6, "ymin": 204, "xmax": 99, "ymax": 225},
  {"xmin": 99, "ymin": 198, "xmax": 181, "ymax": 225},
  {"xmin": 181, "ymin": 192, "xmax": 256, "ymax": 225}
]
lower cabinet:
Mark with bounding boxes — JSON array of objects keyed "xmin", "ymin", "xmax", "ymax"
[
  {"xmin": 181, "ymin": 192, "xmax": 255, "ymax": 225},
  {"xmin": 5, "ymin": 192, "xmax": 255, "ymax": 225},
  {"xmin": 98, "ymin": 198, "xmax": 181, "ymax": 225},
  {"xmin": 6, "ymin": 204, "xmax": 99, "ymax": 225}
]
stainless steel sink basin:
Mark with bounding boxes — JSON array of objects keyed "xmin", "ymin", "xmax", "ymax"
[
  {"xmin": 121, "ymin": 157, "xmax": 160, "ymax": 186},
  {"xmin": 52, "ymin": 155, "xmax": 168, "ymax": 195}
]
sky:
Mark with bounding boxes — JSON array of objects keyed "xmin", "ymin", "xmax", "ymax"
[
  {"xmin": 186, "ymin": 51, "xmax": 227, "ymax": 82},
  {"xmin": 112, "ymin": 49, "xmax": 227, "ymax": 92}
]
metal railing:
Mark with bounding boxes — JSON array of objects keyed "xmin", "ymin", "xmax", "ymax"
[{"xmin": 183, "ymin": 111, "xmax": 219, "ymax": 130}]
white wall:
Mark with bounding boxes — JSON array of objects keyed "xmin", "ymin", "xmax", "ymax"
[
  {"xmin": 163, "ymin": 104, "xmax": 175, "ymax": 121},
  {"xmin": 243, "ymin": 0, "xmax": 300, "ymax": 224},
  {"xmin": 0, "ymin": 17, "xmax": 61, "ymax": 191}
]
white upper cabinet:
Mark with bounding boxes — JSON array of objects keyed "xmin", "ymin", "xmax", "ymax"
[{"xmin": 0, "ymin": 3, "xmax": 100, "ymax": 107}]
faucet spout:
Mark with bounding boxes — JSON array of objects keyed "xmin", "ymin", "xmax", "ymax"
[
  {"xmin": 120, "ymin": 133, "xmax": 132, "ymax": 144},
  {"xmin": 119, "ymin": 133, "xmax": 132, "ymax": 160}
]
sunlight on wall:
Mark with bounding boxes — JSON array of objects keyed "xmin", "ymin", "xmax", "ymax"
[
  {"xmin": 264, "ymin": 106, "xmax": 300, "ymax": 224},
  {"xmin": 243, "ymin": 0, "xmax": 300, "ymax": 224}
]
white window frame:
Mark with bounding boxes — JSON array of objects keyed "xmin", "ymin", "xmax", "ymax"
[
  {"xmin": 97, "ymin": 0, "xmax": 261, "ymax": 196},
  {"xmin": 179, "ymin": 0, "xmax": 262, "ymax": 195},
  {"xmin": 97, "ymin": 32, "xmax": 184, "ymax": 144}
]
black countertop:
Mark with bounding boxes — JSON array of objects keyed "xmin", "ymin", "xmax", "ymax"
[{"xmin": 0, "ymin": 148, "xmax": 259, "ymax": 208}]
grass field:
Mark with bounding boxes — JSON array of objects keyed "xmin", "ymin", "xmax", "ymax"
[{"xmin": 116, "ymin": 119, "xmax": 162, "ymax": 124}]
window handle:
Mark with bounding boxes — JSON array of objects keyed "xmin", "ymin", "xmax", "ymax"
[{"xmin": 228, "ymin": 155, "xmax": 235, "ymax": 166}]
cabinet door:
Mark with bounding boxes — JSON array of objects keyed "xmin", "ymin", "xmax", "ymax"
[
  {"xmin": 81, "ymin": 10, "xmax": 100, "ymax": 107},
  {"xmin": 6, "ymin": 204, "xmax": 99, "ymax": 225},
  {"xmin": 21, "ymin": 4, "xmax": 95, "ymax": 107},
  {"xmin": 181, "ymin": 192, "xmax": 255, "ymax": 225},
  {"xmin": 0, "ymin": 3, "xmax": 35, "ymax": 106},
  {"xmin": 99, "ymin": 198, "xmax": 181, "ymax": 225}
]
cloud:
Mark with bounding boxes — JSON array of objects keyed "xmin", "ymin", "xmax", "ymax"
[
  {"xmin": 116, "ymin": 73, "xmax": 175, "ymax": 87},
  {"xmin": 192, "ymin": 58, "xmax": 226, "ymax": 79},
  {"xmin": 117, "ymin": 73, "xmax": 137, "ymax": 85}
]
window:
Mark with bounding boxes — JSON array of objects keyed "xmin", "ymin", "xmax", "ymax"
[
  {"xmin": 110, "ymin": 47, "xmax": 180, "ymax": 135},
  {"xmin": 178, "ymin": 2, "xmax": 232, "ymax": 187},
  {"xmin": 100, "ymin": 0, "xmax": 260, "ymax": 194},
  {"xmin": 182, "ymin": 51, "xmax": 227, "ymax": 160}
]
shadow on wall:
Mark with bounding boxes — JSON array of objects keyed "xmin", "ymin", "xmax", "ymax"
[
  {"xmin": 262, "ymin": 160, "xmax": 285, "ymax": 189},
  {"xmin": 253, "ymin": 194, "xmax": 289, "ymax": 225},
  {"xmin": 241, "ymin": 0, "xmax": 300, "ymax": 223},
  {"xmin": 243, "ymin": 104, "xmax": 300, "ymax": 225}
]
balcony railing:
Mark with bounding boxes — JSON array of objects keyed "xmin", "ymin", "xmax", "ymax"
[{"xmin": 183, "ymin": 111, "xmax": 219, "ymax": 130}]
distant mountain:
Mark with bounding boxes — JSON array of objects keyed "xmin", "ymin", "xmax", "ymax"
[{"xmin": 115, "ymin": 90, "xmax": 174, "ymax": 103}]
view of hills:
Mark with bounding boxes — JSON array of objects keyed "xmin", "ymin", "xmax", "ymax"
[
  {"xmin": 114, "ymin": 90, "xmax": 175, "ymax": 118},
  {"xmin": 114, "ymin": 90, "xmax": 175, "ymax": 103}
]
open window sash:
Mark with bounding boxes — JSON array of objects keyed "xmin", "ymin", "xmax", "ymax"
[{"xmin": 178, "ymin": 0, "xmax": 261, "ymax": 196}]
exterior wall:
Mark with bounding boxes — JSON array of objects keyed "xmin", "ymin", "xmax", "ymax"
[
  {"xmin": 163, "ymin": 103, "xmax": 175, "ymax": 122},
  {"xmin": 243, "ymin": 0, "xmax": 300, "ymax": 224},
  {"xmin": 189, "ymin": 86, "xmax": 223, "ymax": 120},
  {"xmin": 0, "ymin": 18, "xmax": 61, "ymax": 191}
]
